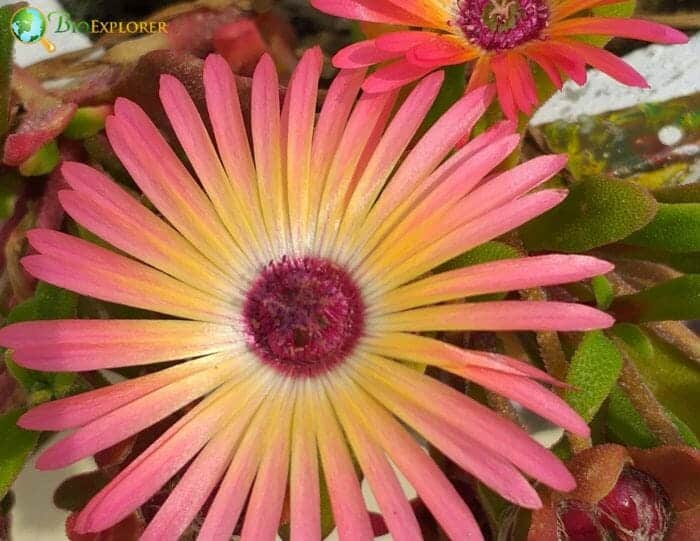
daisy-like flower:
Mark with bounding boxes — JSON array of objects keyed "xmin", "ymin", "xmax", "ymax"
[
  {"xmin": 310, "ymin": 0, "xmax": 688, "ymax": 118},
  {"xmin": 0, "ymin": 50, "xmax": 614, "ymax": 540}
]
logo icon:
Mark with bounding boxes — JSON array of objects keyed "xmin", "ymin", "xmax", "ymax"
[{"xmin": 10, "ymin": 6, "xmax": 55, "ymax": 52}]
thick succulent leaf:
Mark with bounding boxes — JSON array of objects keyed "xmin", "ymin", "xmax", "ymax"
[
  {"xmin": 520, "ymin": 178, "xmax": 657, "ymax": 252},
  {"xmin": 438, "ymin": 241, "xmax": 521, "ymax": 272},
  {"xmin": 565, "ymin": 331, "xmax": 622, "ymax": 422},
  {"xmin": 591, "ymin": 275, "xmax": 614, "ymax": 310},
  {"xmin": 619, "ymin": 331, "xmax": 700, "ymax": 436},
  {"xmin": 62, "ymin": 106, "xmax": 111, "ymax": 140},
  {"xmin": 611, "ymin": 323, "xmax": 654, "ymax": 360},
  {"xmin": 609, "ymin": 275, "xmax": 700, "ymax": 323},
  {"xmin": 0, "ymin": 409, "xmax": 39, "ymax": 499},
  {"xmin": 607, "ymin": 385, "xmax": 699, "ymax": 448},
  {"xmin": 625, "ymin": 203, "xmax": 700, "ymax": 253},
  {"xmin": 653, "ymin": 183, "xmax": 700, "ymax": 204},
  {"xmin": 17, "ymin": 139, "xmax": 59, "ymax": 176}
]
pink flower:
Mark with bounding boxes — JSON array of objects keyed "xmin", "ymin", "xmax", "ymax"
[
  {"xmin": 0, "ymin": 51, "xmax": 614, "ymax": 540},
  {"xmin": 311, "ymin": 0, "xmax": 688, "ymax": 118}
]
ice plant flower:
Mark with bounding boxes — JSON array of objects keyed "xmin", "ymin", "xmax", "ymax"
[
  {"xmin": 0, "ymin": 50, "xmax": 615, "ymax": 540},
  {"xmin": 310, "ymin": 0, "xmax": 688, "ymax": 118}
]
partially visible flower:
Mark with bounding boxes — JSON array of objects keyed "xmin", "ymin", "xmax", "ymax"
[
  {"xmin": 0, "ymin": 51, "xmax": 614, "ymax": 540},
  {"xmin": 529, "ymin": 444, "xmax": 700, "ymax": 541},
  {"xmin": 311, "ymin": 0, "xmax": 688, "ymax": 118}
]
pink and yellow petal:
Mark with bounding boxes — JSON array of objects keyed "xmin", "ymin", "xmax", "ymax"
[{"xmin": 551, "ymin": 17, "xmax": 688, "ymax": 44}]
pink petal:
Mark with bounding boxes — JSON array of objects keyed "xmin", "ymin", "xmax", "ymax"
[
  {"xmin": 523, "ymin": 48, "xmax": 563, "ymax": 89},
  {"xmin": 310, "ymin": 0, "xmax": 432, "ymax": 26},
  {"xmin": 140, "ymin": 414, "xmax": 250, "ymax": 541},
  {"xmin": 490, "ymin": 54, "xmax": 517, "ymax": 119},
  {"xmin": 375, "ymin": 30, "xmax": 437, "ymax": 53},
  {"xmin": 379, "ymin": 300, "xmax": 614, "ymax": 332},
  {"xmin": 35, "ymin": 361, "xmax": 242, "ymax": 470},
  {"xmin": 365, "ymin": 358, "xmax": 579, "ymax": 491},
  {"xmin": 562, "ymin": 39, "xmax": 649, "ymax": 87},
  {"xmin": 75, "ymin": 382, "xmax": 250, "ymax": 534},
  {"xmin": 58, "ymin": 163, "xmax": 232, "ymax": 297},
  {"xmin": 290, "ymin": 402, "xmax": 321, "ymax": 541},
  {"xmin": 456, "ymin": 154, "xmax": 568, "ymax": 222},
  {"xmin": 506, "ymin": 53, "xmax": 539, "ymax": 115},
  {"xmin": 457, "ymin": 366, "xmax": 589, "ymax": 436},
  {"xmin": 371, "ymin": 189, "xmax": 569, "ymax": 290},
  {"xmin": 202, "ymin": 55, "xmax": 260, "ymax": 218},
  {"xmin": 283, "ymin": 47, "xmax": 324, "ymax": 252},
  {"xmin": 532, "ymin": 42, "xmax": 587, "ymax": 85},
  {"xmin": 333, "ymin": 40, "xmax": 402, "ymax": 69},
  {"xmin": 381, "ymin": 254, "xmax": 613, "ymax": 311},
  {"xmin": 1, "ymin": 319, "xmax": 234, "ymax": 372},
  {"xmin": 406, "ymin": 36, "xmax": 474, "ymax": 68},
  {"xmin": 107, "ymin": 101, "xmax": 245, "ymax": 275},
  {"xmin": 360, "ymin": 367, "xmax": 542, "ymax": 508},
  {"xmin": 333, "ymin": 401, "xmax": 422, "ymax": 541},
  {"xmin": 159, "ymin": 73, "xmax": 264, "ymax": 262},
  {"xmin": 239, "ymin": 394, "xmax": 294, "ymax": 541},
  {"xmin": 356, "ymin": 84, "xmax": 496, "ymax": 251},
  {"xmin": 362, "ymin": 59, "xmax": 436, "ymax": 94},
  {"xmin": 338, "ymin": 382, "xmax": 484, "ymax": 540},
  {"xmin": 316, "ymin": 397, "xmax": 374, "ymax": 541},
  {"xmin": 552, "ymin": 17, "xmax": 689, "ymax": 44},
  {"xmin": 16, "ymin": 355, "xmax": 223, "ymax": 431},
  {"xmin": 23, "ymin": 230, "xmax": 235, "ymax": 322},
  {"xmin": 337, "ymin": 71, "xmax": 445, "ymax": 245}
]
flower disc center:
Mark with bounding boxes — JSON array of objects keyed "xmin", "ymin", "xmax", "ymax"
[
  {"xmin": 456, "ymin": 0, "xmax": 548, "ymax": 51},
  {"xmin": 243, "ymin": 256, "xmax": 364, "ymax": 377}
]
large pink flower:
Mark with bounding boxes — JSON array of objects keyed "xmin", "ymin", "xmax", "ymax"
[
  {"xmin": 311, "ymin": 0, "xmax": 688, "ymax": 118},
  {"xmin": 0, "ymin": 51, "xmax": 614, "ymax": 540}
]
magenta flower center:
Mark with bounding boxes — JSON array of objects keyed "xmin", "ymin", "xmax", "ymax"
[
  {"xmin": 243, "ymin": 256, "xmax": 364, "ymax": 377},
  {"xmin": 456, "ymin": 0, "xmax": 548, "ymax": 51}
]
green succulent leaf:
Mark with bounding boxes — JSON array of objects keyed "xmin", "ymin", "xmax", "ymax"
[
  {"xmin": 420, "ymin": 64, "xmax": 466, "ymax": 137},
  {"xmin": 0, "ymin": 409, "xmax": 40, "ymax": 499},
  {"xmin": 653, "ymin": 183, "xmax": 700, "ymax": 204},
  {"xmin": 607, "ymin": 385, "xmax": 699, "ymax": 448},
  {"xmin": 438, "ymin": 241, "xmax": 521, "ymax": 272},
  {"xmin": 63, "ymin": 106, "xmax": 111, "ymax": 140},
  {"xmin": 519, "ymin": 178, "xmax": 658, "ymax": 252},
  {"xmin": 609, "ymin": 275, "xmax": 700, "ymax": 323},
  {"xmin": 610, "ymin": 323, "xmax": 654, "ymax": 359},
  {"xmin": 618, "ymin": 330, "xmax": 700, "ymax": 436},
  {"xmin": 625, "ymin": 203, "xmax": 700, "ymax": 253},
  {"xmin": 564, "ymin": 331, "xmax": 623, "ymax": 422},
  {"xmin": 18, "ymin": 140, "xmax": 60, "ymax": 177},
  {"xmin": 591, "ymin": 275, "xmax": 614, "ymax": 310}
]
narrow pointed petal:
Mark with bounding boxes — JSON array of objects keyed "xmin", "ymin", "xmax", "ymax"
[
  {"xmin": 562, "ymin": 39, "xmax": 649, "ymax": 87},
  {"xmin": 0, "ymin": 319, "xmax": 236, "ymax": 372},
  {"xmin": 310, "ymin": 0, "xmax": 435, "ymax": 26},
  {"xmin": 507, "ymin": 52, "xmax": 539, "ymax": 115},
  {"xmin": 331, "ymin": 378, "xmax": 484, "ymax": 540},
  {"xmin": 23, "ymin": 230, "xmax": 237, "ymax": 322},
  {"xmin": 357, "ymin": 364, "xmax": 542, "ymax": 508},
  {"xmin": 522, "ymin": 48, "xmax": 563, "ymax": 89},
  {"xmin": 60, "ymin": 162, "xmax": 233, "ymax": 297},
  {"xmin": 333, "ymin": 40, "xmax": 402, "ymax": 68},
  {"xmin": 378, "ymin": 301, "xmax": 613, "ymax": 332},
  {"xmin": 364, "ymin": 358, "xmax": 579, "ymax": 491},
  {"xmin": 35, "ymin": 359, "xmax": 245, "ymax": 470},
  {"xmin": 456, "ymin": 366, "xmax": 589, "ymax": 435},
  {"xmin": 159, "ymin": 74, "xmax": 264, "ymax": 263},
  {"xmin": 491, "ymin": 54, "xmax": 517, "ymax": 118},
  {"xmin": 363, "ymin": 332, "xmax": 567, "ymax": 386},
  {"xmin": 73, "ymin": 379, "xmax": 259, "ymax": 533},
  {"xmin": 290, "ymin": 385, "xmax": 321, "ymax": 541},
  {"xmin": 333, "ymin": 398, "xmax": 422, "ymax": 541},
  {"xmin": 16, "ymin": 355, "xmax": 225, "ymax": 430},
  {"xmin": 531, "ymin": 42, "xmax": 588, "ymax": 85},
  {"xmin": 240, "ymin": 388, "xmax": 294, "ymax": 541},
  {"xmin": 375, "ymin": 30, "xmax": 436, "ymax": 52},
  {"xmin": 378, "ymin": 255, "xmax": 613, "ymax": 312},
  {"xmin": 551, "ymin": 17, "xmax": 688, "ymax": 44},
  {"xmin": 362, "ymin": 59, "xmax": 436, "ymax": 94},
  {"xmin": 406, "ymin": 36, "xmax": 477, "ymax": 68},
  {"xmin": 316, "ymin": 393, "xmax": 374, "ymax": 541}
]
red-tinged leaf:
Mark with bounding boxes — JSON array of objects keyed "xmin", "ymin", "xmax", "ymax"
[
  {"xmin": 213, "ymin": 19, "xmax": 268, "ymax": 76},
  {"xmin": 66, "ymin": 511, "xmax": 144, "ymax": 541},
  {"xmin": 2, "ymin": 68, "xmax": 77, "ymax": 166}
]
